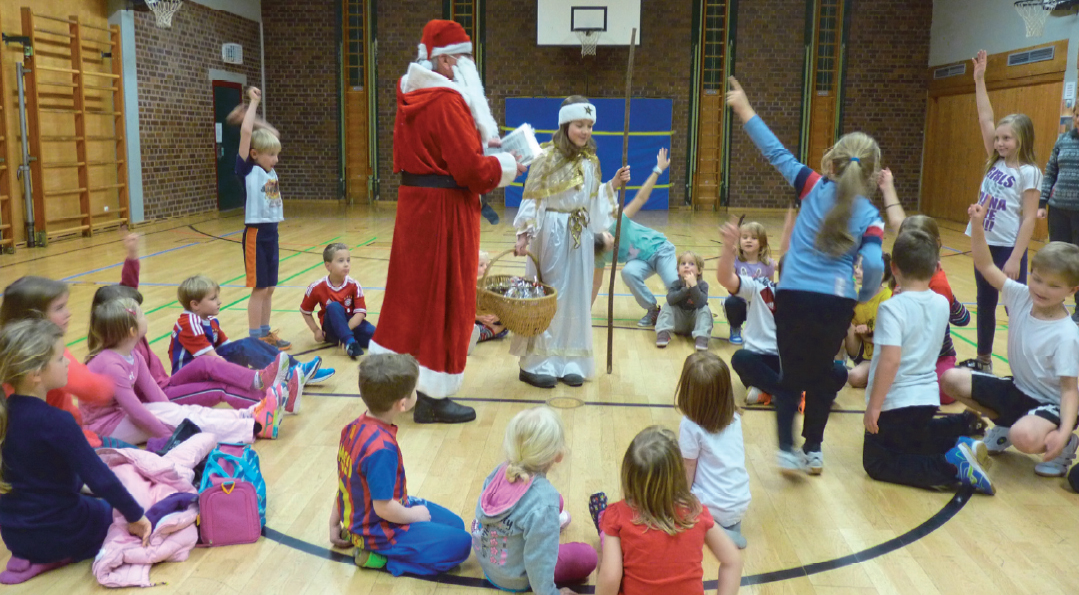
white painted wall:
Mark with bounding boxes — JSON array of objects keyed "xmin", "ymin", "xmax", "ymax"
[
  {"xmin": 930, "ymin": 0, "xmax": 1079, "ymax": 94},
  {"xmin": 190, "ymin": 0, "xmax": 262, "ymax": 23}
]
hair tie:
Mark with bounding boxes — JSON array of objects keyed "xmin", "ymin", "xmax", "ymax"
[
  {"xmin": 849, "ymin": 157, "xmax": 860, "ymax": 163},
  {"xmin": 126, "ymin": 308, "xmax": 136, "ymax": 316}
]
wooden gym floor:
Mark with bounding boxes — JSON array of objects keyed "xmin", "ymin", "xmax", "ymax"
[{"xmin": 1, "ymin": 201, "xmax": 1076, "ymax": 595}]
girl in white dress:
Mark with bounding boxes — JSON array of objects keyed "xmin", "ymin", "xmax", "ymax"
[{"xmin": 512, "ymin": 96, "xmax": 630, "ymax": 387}]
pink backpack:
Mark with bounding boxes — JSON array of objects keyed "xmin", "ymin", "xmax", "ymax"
[{"xmin": 197, "ymin": 480, "xmax": 261, "ymax": 547}]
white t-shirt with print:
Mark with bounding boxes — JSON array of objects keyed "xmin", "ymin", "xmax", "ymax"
[
  {"xmin": 236, "ymin": 155, "xmax": 283, "ymax": 224},
  {"xmin": 964, "ymin": 159, "xmax": 1042, "ymax": 247},
  {"xmin": 678, "ymin": 414, "xmax": 751, "ymax": 528},
  {"xmin": 865, "ymin": 289, "xmax": 949, "ymax": 411},
  {"xmin": 1001, "ymin": 279, "xmax": 1079, "ymax": 405},
  {"xmin": 735, "ymin": 274, "xmax": 777, "ymax": 356}
]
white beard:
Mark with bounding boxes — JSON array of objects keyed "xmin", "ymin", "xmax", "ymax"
[{"xmin": 452, "ymin": 57, "xmax": 499, "ymax": 142}]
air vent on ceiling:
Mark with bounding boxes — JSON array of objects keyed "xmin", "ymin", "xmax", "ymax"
[
  {"xmin": 1008, "ymin": 46, "xmax": 1054, "ymax": 67},
  {"xmin": 933, "ymin": 63, "xmax": 966, "ymax": 79}
]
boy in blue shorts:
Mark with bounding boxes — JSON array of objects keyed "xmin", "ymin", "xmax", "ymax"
[
  {"xmin": 328, "ymin": 354, "xmax": 471, "ymax": 575},
  {"xmin": 237, "ymin": 86, "xmax": 290, "ymax": 351}
]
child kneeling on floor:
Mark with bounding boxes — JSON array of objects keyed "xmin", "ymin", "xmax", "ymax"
[
  {"xmin": 862, "ymin": 230, "xmax": 994, "ymax": 494},
  {"xmin": 472, "ymin": 407, "xmax": 596, "ymax": 595},
  {"xmin": 328, "ymin": 354, "xmax": 471, "ymax": 576},
  {"xmin": 656, "ymin": 251, "xmax": 713, "ymax": 351}
]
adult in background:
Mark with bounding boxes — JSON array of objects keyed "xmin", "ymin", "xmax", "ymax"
[
  {"xmin": 1039, "ymin": 105, "xmax": 1079, "ymax": 324},
  {"xmin": 369, "ymin": 20, "xmax": 523, "ymax": 423}
]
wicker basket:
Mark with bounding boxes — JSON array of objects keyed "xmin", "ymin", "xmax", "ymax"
[{"xmin": 477, "ymin": 249, "xmax": 558, "ymax": 338}]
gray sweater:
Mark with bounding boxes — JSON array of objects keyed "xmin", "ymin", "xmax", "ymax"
[
  {"xmin": 667, "ymin": 278, "xmax": 710, "ymax": 312},
  {"xmin": 472, "ymin": 464, "xmax": 562, "ymax": 595},
  {"xmin": 1041, "ymin": 129, "xmax": 1079, "ymax": 211}
]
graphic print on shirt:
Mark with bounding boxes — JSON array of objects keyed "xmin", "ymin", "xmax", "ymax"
[
  {"xmin": 977, "ymin": 166, "xmax": 1017, "ymax": 233},
  {"xmin": 263, "ymin": 178, "xmax": 282, "ymax": 208},
  {"xmin": 759, "ymin": 283, "xmax": 776, "ymax": 314},
  {"xmin": 471, "ymin": 518, "xmax": 512, "ymax": 566}
]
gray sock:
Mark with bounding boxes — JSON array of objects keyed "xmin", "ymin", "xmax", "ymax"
[{"xmin": 723, "ymin": 522, "xmax": 747, "ymax": 549}]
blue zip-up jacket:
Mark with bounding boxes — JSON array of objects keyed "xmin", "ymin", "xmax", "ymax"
[{"xmin": 744, "ymin": 116, "xmax": 884, "ymax": 302}]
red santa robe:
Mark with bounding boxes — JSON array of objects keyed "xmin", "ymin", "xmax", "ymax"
[{"xmin": 369, "ymin": 63, "xmax": 517, "ymax": 397}]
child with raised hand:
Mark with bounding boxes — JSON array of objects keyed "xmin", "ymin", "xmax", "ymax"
[
  {"xmin": 84, "ymin": 299, "xmax": 283, "ymax": 444},
  {"xmin": 472, "ymin": 407, "xmax": 597, "ymax": 595},
  {"xmin": 675, "ymin": 353, "xmax": 751, "ymax": 549},
  {"xmin": 862, "ymin": 231, "xmax": 994, "ymax": 495},
  {"xmin": 0, "ymin": 319, "xmax": 150, "ymax": 585},
  {"xmin": 0, "ymin": 276, "xmax": 114, "ymax": 448},
  {"xmin": 963, "ymin": 50, "xmax": 1043, "ymax": 374},
  {"xmin": 593, "ymin": 426, "xmax": 741, "ymax": 595},
  {"xmin": 723, "ymin": 221, "xmax": 775, "ymax": 345},
  {"xmin": 237, "ymin": 86, "xmax": 290, "ymax": 351},
  {"xmin": 591, "ymin": 148, "xmax": 677, "ymax": 328},
  {"xmin": 845, "ymin": 255, "xmax": 893, "ymax": 389},
  {"xmin": 328, "ymin": 354, "xmax": 472, "ymax": 576},
  {"xmin": 896, "ymin": 215, "xmax": 970, "ymax": 404},
  {"xmin": 942, "ymin": 203, "xmax": 1079, "ymax": 478},
  {"xmin": 727, "ymin": 76, "xmax": 882, "ymax": 474},
  {"xmin": 655, "ymin": 251, "xmax": 713, "ymax": 351},
  {"xmin": 301, "ymin": 243, "xmax": 377, "ymax": 359}
]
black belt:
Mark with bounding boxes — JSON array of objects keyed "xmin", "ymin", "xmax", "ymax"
[{"xmin": 400, "ymin": 172, "xmax": 465, "ymax": 190}]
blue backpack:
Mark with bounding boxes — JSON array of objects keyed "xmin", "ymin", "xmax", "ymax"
[{"xmin": 199, "ymin": 443, "xmax": 267, "ymax": 526}]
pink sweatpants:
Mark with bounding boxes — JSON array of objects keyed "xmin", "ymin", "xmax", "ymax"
[
  {"xmin": 163, "ymin": 356, "xmax": 264, "ymax": 409},
  {"xmin": 554, "ymin": 542, "xmax": 598, "ymax": 583},
  {"xmin": 110, "ymin": 402, "xmax": 255, "ymax": 445},
  {"xmin": 936, "ymin": 355, "xmax": 956, "ymax": 404}
]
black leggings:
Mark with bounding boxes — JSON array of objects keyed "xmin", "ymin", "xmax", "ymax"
[
  {"xmin": 862, "ymin": 406, "xmax": 971, "ymax": 489},
  {"xmin": 974, "ymin": 245, "xmax": 1026, "ymax": 356}
]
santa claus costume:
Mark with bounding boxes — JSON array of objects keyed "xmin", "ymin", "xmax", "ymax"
[{"xmin": 368, "ymin": 20, "xmax": 518, "ymax": 423}]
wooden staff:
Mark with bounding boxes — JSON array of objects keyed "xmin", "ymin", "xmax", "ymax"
[{"xmin": 606, "ymin": 28, "xmax": 637, "ymax": 374}]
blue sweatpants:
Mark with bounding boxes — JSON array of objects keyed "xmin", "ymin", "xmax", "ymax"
[
  {"xmin": 374, "ymin": 500, "xmax": 471, "ymax": 577},
  {"xmin": 217, "ymin": 337, "xmax": 298, "ymax": 369},
  {"xmin": 323, "ymin": 302, "xmax": 376, "ymax": 347}
]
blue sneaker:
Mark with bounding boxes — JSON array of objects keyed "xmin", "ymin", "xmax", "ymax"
[
  {"xmin": 293, "ymin": 357, "xmax": 322, "ymax": 384},
  {"xmin": 729, "ymin": 327, "xmax": 744, "ymax": 345},
  {"xmin": 946, "ymin": 440, "xmax": 994, "ymax": 495},
  {"xmin": 306, "ymin": 367, "xmax": 336, "ymax": 385}
]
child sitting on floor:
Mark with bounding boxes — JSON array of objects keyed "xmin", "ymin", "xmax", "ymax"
[
  {"xmin": 471, "ymin": 250, "xmax": 508, "ymax": 354},
  {"xmin": 656, "ymin": 251, "xmax": 713, "ymax": 351},
  {"xmin": 327, "ymin": 354, "xmax": 471, "ymax": 576},
  {"xmin": 723, "ymin": 221, "xmax": 776, "ymax": 345},
  {"xmin": 301, "ymin": 243, "xmax": 377, "ymax": 359},
  {"xmin": 472, "ymin": 407, "xmax": 596, "ymax": 594},
  {"xmin": 845, "ymin": 255, "xmax": 893, "ymax": 388}
]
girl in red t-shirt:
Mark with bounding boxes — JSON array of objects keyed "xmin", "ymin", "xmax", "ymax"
[{"xmin": 591, "ymin": 426, "xmax": 742, "ymax": 595}]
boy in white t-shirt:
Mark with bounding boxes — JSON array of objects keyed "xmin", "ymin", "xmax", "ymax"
[
  {"xmin": 236, "ymin": 87, "xmax": 290, "ymax": 351},
  {"xmin": 943, "ymin": 203, "xmax": 1079, "ymax": 478},
  {"xmin": 863, "ymin": 230, "xmax": 994, "ymax": 494}
]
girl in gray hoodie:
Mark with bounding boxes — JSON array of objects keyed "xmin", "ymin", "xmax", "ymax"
[{"xmin": 472, "ymin": 407, "xmax": 597, "ymax": 595}]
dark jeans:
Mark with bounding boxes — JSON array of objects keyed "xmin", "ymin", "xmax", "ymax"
[
  {"xmin": 730, "ymin": 349, "xmax": 846, "ymax": 452},
  {"xmin": 724, "ymin": 296, "xmax": 747, "ymax": 329},
  {"xmin": 862, "ymin": 406, "xmax": 972, "ymax": 489},
  {"xmin": 974, "ymin": 245, "xmax": 1027, "ymax": 356},
  {"xmin": 217, "ymin": 337, "xmax": 299, "ymax": 369},
  {"xmin": 1048, "ymin": 205, "xmax": 1079, "ymax": 306},
  {"xmin": 323, "ymin": 302, "xmax": 376, "ymax": 347}
]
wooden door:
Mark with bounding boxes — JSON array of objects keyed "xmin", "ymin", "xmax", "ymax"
[{"xmin": 801, "ymin": 0, "xmax": 847, "ymax": 169}]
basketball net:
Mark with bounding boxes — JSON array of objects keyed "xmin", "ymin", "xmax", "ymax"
[
  {"xmin": 1014, "ymin": 0, "xmax": 1058, "ymax": 38},
  {"xmin": 575, "ymin": 30, "xmax": 600, "ymax": 57},
  {"xmin": 146, "ymin": 0, "xmax": 184, "ymax": 28}
]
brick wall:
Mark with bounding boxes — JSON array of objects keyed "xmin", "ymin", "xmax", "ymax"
[
  {"xmin": 262, "ymin": 0, "xmax": 340, "ymax": 201},
  {"xmin": 134, "ymin": 2, "xmax": 262, "ymax": 219}
]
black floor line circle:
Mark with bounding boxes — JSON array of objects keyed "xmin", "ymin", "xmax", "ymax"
[{"xmin": 262, "ymin": 487, "xmax": 972, "ymax": 591}]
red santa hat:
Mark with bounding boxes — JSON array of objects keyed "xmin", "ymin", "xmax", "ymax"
[{"xmin": 416, "ymin": 20, "xmax": 473, "ymax": 64}]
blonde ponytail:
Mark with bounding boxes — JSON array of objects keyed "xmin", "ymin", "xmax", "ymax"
[
  {"xmin": 502, "ymin": 407, "xmax": 566, "ymax": 483},
  {"xmin": 817, "ymin": 132, "xmax": 880, "ymax": 257}
]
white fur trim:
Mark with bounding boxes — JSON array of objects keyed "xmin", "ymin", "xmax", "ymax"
[
  {"xmin": 368, "ymin": 340, "xmax": 464, "ymax": 398},
  {"xmin": 429, "ymin": 41, "xmax": 473, "ymax": 59},
  {"xmin": 558, "ymin": 103, "xmax": 597, "ymax": 126},
  {"xmin": 494, "ymin": 153, "xmax": 518, "ymax": 188},
  {"xmin": 400, "ymin": 62, "xmax": 500, "ymax": 141},
  {"xmin": 417, "ymin": 43, "xmax": 428, "ymax": 61}
]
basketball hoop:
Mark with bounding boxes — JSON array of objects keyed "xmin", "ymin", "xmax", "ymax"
[
  {"xmin": 1014, "ymin": 0, "xmax": 1059, "ymax": 38},
  {"xmin": 575, "ymin": 29, "xmax": 601, "ymax": 57},
  {"xmin": 145, "ymin": 0, "xmax": 184, "ymax": 28}
]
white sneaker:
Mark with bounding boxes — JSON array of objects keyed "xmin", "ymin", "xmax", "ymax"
[
  {"xmin": 1034, "ymin": 434, "xmax": 1078, "ymax": 477},
  {"xmin": 558, "ymin": 510, "xmax": 571, "ymax": 531},
  {"xmin": 777, "ymin": 449, "xmax": 807, "ymax": 475},
  {"xmin": 467, "ymin": 324, "xmax": 481, "ymax": 355},
  {"xmin": 804, "ymin": 450, "xmax": 823, "ymax": 475},
  {"xmin": 983, "ymin": 425, "xmax": 1012, "ymax": 455},
  {"xmin": 746, "ymin": 387, "xmax": 763, "ymax": 405}
]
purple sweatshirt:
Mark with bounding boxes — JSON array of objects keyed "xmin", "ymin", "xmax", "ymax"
[{"xmin": 83, "ymin": 350, "xmax": 172, "ymax": 439}]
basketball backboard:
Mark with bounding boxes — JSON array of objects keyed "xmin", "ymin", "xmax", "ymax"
[{"xmin": 537, "ymin": 0, "xmax": 641, "ymax": 46}]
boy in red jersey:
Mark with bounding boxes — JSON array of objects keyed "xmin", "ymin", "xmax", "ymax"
[
  {"xmin": 327, "ymin": 354, "xmax": 471, "ymax": 575},
  {"xmin": 301, "ymin": 243, "xmax": 377, "ymax": 358}
]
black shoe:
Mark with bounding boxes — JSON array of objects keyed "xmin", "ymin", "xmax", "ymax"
[
  {"xmin": 413, "ymin": 392, "xmax": 476, "ymax": 424},
  {"xmin": 345, "ymin": 341, "xmax": 364, "ymax": 359},
  {"xmin": 480, "ymin": 200, "xmax": 500, "ymax": 225},
  {"xmin": 519, "ymin": 369, "xmax": 557, "ymax": 389},
  {"xmin": 561, "ymin": 374, "xmax": 584, "ymax": 387}
]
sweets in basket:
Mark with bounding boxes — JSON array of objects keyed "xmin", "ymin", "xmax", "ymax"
[{"xmin": 477, "ymin": 250, "xmax": 558, "ymax": 337}]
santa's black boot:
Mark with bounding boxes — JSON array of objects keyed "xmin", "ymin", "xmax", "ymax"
[{"xmin": 414, "ymin": 392, "xmax": 476, "ymax": 424}]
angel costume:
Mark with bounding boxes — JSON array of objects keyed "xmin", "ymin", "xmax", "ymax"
[{"xmin": 511, "ymin": 139, "xmax": 615, "ymax": 382}]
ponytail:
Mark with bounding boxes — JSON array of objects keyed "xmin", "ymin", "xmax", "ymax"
[
  {"xmin": 502, "ymin": 407, "xmax": 565, "ymax": 484},
  {"xmin": 817, "ymin": 132, "xmax": 880, "ymax": 257},
  {"xmin": 87, "ymin": 298, "xmax": 141, "ymax": 361}
]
